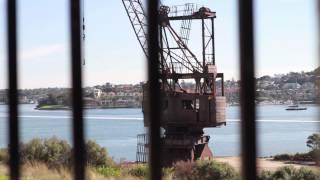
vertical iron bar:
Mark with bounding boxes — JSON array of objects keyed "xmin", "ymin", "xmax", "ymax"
[
  {"xmin": 202, "ymin": 18, "xmax": 206, "ymax": 68},
  {"xmin": 211, "ymin": 18, "xmax": 215, "ymax": 65},
  {"xmin": 70, "ymin": 0, "xmax": 86, "ymax": 179},
  {"xmin": 6, "ymin": 0, "xmax": 20, "ymax": 179},
  {"xmin": 221, "ymin": 75, "xmax": 224, "ymax": 96},
  {"xmin": 147, "ymin": 0, "xmax": 161, "ymax": 179},
  {"xmin": 238, "ymin": 0, "xmax": 257, "ymax": 179},
  {"xmin": 317, "ymin": 0, "xmax": 320, "ymax": 134}
]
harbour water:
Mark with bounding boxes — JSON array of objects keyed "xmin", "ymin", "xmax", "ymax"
[{"xmin": 0, "ymin": 104, "xmax": 319, "ymax": 161}]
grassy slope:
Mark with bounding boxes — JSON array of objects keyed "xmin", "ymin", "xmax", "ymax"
[
  {"xmin": 1, "ymin": 160, "xmax": 318, "ymax": 179},
  {"xmin": 0, "ymin": 163, "xmax": 144, "ymax": 180}
]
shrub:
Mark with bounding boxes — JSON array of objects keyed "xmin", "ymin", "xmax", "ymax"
[
  {"xmin": 96, "ymin": 166, "xmax": 121, "ymax": 177},
  {"xmin": 309, "ymin": 149, "xmax": 320, "ymax": 165},
  {"xmin": 259, "ymin": 170, "xmax": 272, "ymax": 180},
  {"xmin": 273, "ymin": 154, "xmax": 291, "ymax": 161},
  {"xmin": 173, "ymin": 160, "xmax": 240, "ymax": 180},
  {"xmin": 271, "ymin": 166, "xmax": 296, "ymax": 180},
  {"xmin": 173, "ymin": 161, "xmax": 193, "ymax": 179},
  {"xmin": 20, "ymin": 137, "xmax": 71, "ymax": 168},
  {"xmin": 162, "ymin": 167, "xmax": 174, "ymax": 177},
  {"xmin": 127, "ymin": 164, "xmax": 149, "ymax": 178},
  {"xmin": 273, "ymin": 153, "xmax": 313, "ymax": 162},
  {"xmin": 43, "ymin": 137, "xmax": 72, "ymax": 167},
  {"xmin": 294, "ymin": 167, "xmax": 320, "ymax": 180},
  {"xmin": 0, "ymin": 149, "xmax": 8, "ymax": 163},
  {"xmin": 192, "ymin": 160, "xmax": 240, "ymax": 180},
  {"xmin": 19, "ymin": 137, "xmax": 114, "ymax": 168},
  {"xmin": 258, "ymin": 166, "xmax": 320, "ymax": 180},
  {"xmin": 293, "ymin": 153, "xmax": 313, "ymax": 161},
  {"xmin": 20, "ymin": 138, "xmax": 44, "ymax": 162},
  {"xmin": 86, "ymin": 140, "xmax": 114, "ymax": 167}
]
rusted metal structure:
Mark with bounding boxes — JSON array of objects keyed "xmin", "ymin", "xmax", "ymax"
[{"xmin": 122, "ymin": 1, "xmax": 226, "ymax": 166}]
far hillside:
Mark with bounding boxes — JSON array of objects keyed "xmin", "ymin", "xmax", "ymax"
[{"xmin": 0, "ymin": 68, "xmax": 319, "ymax": 106}]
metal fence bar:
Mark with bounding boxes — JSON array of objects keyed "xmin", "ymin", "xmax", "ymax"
[
  {"xmin": 6, "ymin": 0, "xmax": 20, "ymax": 179},
  {"xmin": 238, "ymin": 0, "xmax": 257, "ymax": 179},
  {"xmin": 318, "ymin": 0, "xmax": 320, "ymax": 135},
  {"xmin": 147, "ymin": 0, "xmax": 161, "ymax": 179},
  {"xmin": 70, "ymin": 0, "xmax": 86, "ymax": 179}
]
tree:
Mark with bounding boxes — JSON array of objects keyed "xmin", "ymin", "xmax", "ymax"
[
  {"xmin": 37, "ymin": 94, "xmax": 58, "ymax": 107},
  {"xmin": 306, "ymin": 133, "xmax": 320, "ymax": 151},
  {"xmin": 306, "ymin": 133, "xmax": 320, "ymax": 165},
  {"xmin": 46, "ymin": 94, "xmax": 58, "ymax": 105}
]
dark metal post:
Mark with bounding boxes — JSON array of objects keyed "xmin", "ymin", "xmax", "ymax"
[
  {"xmin": 202, "ymin": 18, "xmax": 206, "ymax": 68},
  {"xmin": 221, "ymin": 74, "xmax": 224, "ymax": 96},
  {"xmin": 211, "ymin": 18, "xmax": 215, "ymax": 65},
  {"xmin": 6, "ymin": 0, "xmax": 20, "ymax": 179},
  {"xmin": 70, "ymin": 0, "xmax": 86, "ymax": 179},
  {"xmin": 147, "ymin": 0, "xmax": 161, "ymax": 179},
  {"xmin": 317, "ymin": 0, "xmax": 320, "ymax": 133},
  {"xmin": 238, "ymin": 0, "xmax": 257, "ymax": 179}
]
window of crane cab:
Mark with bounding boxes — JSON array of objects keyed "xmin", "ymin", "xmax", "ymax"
[
  {"xmin": 182, "ymin": 100, "xmax": 194, "ymax": 110},
  {"xmin": 195, "ymin": 99, "xmax": 200, "ymax": 110}
]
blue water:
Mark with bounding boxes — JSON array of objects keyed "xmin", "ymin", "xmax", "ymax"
[{"xmin": 0, "ymin": 104, "xmax": 319, "ymax": 161}]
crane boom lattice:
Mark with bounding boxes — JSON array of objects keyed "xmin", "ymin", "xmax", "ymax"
[{"xmin": 122, "ymin": 0, "xmax": 148, "ymax": 57}]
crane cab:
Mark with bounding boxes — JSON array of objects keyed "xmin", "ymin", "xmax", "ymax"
[{"xmin": 142, "ymin": 86, "xmax": 226, "ymax": 129}]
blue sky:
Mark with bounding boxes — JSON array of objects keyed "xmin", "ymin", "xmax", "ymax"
[{"xmin": 0, "ymin": 0, "xmax": 318, "ymax": 89}]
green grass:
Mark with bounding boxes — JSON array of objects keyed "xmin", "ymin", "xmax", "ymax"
[
  {"xmin": 96, "ymin": 166, "xmax": 121, "ymax": 177},
  {"xmin": 0, "ymin": 176, "xmax": 8, "ymax": 180}
]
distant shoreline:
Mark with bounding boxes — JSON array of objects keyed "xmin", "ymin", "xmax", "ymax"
[
  {"xmin": 34, "ymin": 105, "xmax": 142, "ymax": 110},
  {"xmin": 0, "ymin": 103, "xmax": 317, "ymax": 109},
  {"xmin": 35, "ymin": 105, "xmax": 70, "ymax": 110}
]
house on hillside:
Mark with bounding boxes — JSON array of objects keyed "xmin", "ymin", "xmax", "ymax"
[
  {"xmin": 282, "ymin": 83, "xmax": 301, "ymax": 90},
  {"xmin": 93, "ymin": 88, "xmax": 102, "ymax": 99},
  {"xmin": 301, "ymin": 82, "xmax": 315, "ymax": 90}
]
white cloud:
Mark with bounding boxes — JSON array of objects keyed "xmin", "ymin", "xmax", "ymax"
[{"xmin": 20, "ymin": 43, "xmax": 65, "ymax": 60}]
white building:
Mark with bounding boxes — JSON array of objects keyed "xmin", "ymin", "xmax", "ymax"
[{"xmin": 93, "ymin": 88, "xmax": 102, "ymax": 98}]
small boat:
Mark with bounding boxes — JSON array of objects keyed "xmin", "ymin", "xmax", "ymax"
[{"xmin": 286, "ymin": 104, "xmax": 307, "ymax": 111}]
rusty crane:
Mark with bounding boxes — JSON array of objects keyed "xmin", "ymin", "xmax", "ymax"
[{"xmin": 122, "ymin": 1, "xmax": 226, "ymax": 165}]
